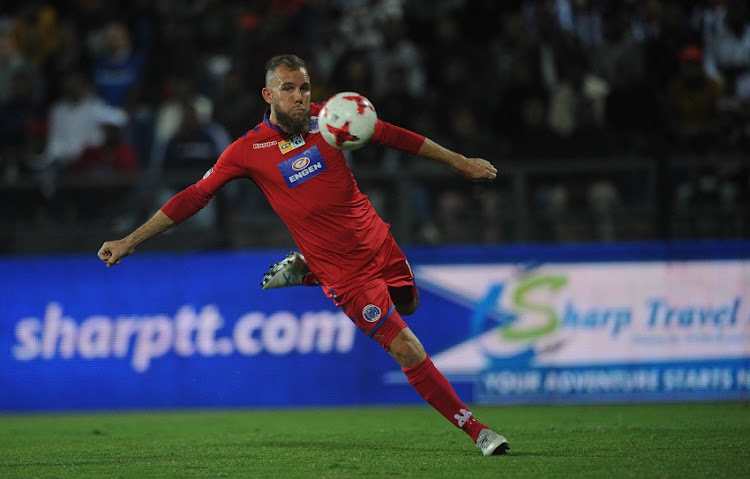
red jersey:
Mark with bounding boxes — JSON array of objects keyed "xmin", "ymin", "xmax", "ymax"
[{"xmin": 161, "ymin": 102, "xmax": 425, "ymax": 284}]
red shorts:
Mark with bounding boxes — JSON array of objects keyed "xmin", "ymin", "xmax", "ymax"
[{"xmin": 322, "ymin": 234, "xmax": 417, "ymax": 349}]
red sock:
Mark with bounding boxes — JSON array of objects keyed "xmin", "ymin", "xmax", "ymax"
[
  {"xmin": 301, "ymin": 272, "xmax": 320, "ymax": 286},
  {"xmin": 402, "ymin": 355, "xmax": 487, "ymax": 442}
]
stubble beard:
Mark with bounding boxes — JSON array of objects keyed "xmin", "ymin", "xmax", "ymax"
[{"xmin": 273, "ymin": 102, "xmax": 311, "ymax": 136}]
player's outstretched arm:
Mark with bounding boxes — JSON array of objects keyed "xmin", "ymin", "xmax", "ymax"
[
  {"xmin": 97, "ymin": 210, "xmax": 175, "ymax": 267},
  {"xmin": 417, "ymin": 138, "xmax": 497, "ymax": 182},
  {"xmin": 372, "ymin": 121, "xmax": 496, "ymax": 181}
]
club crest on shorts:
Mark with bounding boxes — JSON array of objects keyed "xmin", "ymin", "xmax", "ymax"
[{"xmin": 362, "ymin": 304, "xmax": 382, "ymax": 322}]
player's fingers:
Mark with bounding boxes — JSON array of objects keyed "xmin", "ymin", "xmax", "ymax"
[
  {"xmin": 479, "ymin": 171, "xmax": 496, "ymax": 182},
  {"xmin": 478, "ymin": 164, "xmax": 496, "ymax": 179}
]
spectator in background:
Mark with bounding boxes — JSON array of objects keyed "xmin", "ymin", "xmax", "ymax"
[
  {"xmin": 328, "ymin": 50, "xmax": 375, "ymax": 100},
  {"xmin": 162, "ymin": 102, "xmax": 224, "ymax": 170},
  {"xmin": 73, "ymin": 109, "xmax": 138, "ymax": 177},
  {"xmin": 668, "ymin": 44, "xmax": 733, "ymax": 221},
  {"xmin": 489, "ymin": 12, "xmax": 540, "ymax": 96},
  {"xmin": 151, "ymin": 76, "xmax": 215, "ymax": 169},
  {"xmin": 0, "ymin": 27, "xmax": 34, "ymax": 102},
  {"xmin": 545, "ymin": 57, "xmax": 620, "ymax": 242},
  {"xmin": 154, "ymin": 101, "xmax": 226, "ymax": 231},
  {"xmin": 666, "ymin": 44, "xmax": 725, "ymax": 150},
  {"xmin": 605, "ymin": 51, "xmax": 665, "ymax": 154},
  {"xmin": 36, "ymin": 70, "xmax": 127, "ymax": 175},
  {"xmin": 212, "ymin": 68, "xmax": 260, "ymax": 140},
  {"xmin": 369, "ymin": 18, "xmax": 425, "ymax": 100},
  {"xmin": 90, "ymin": 21, "xmax": 146, "ymax": 110},
  {"xmin": 703, "ymin": 0, "xmax": 750, "ymax": 97},
  {"xmin": 522, "ymin": 1, "xmax": 580, "ymax": 93},
  {"xmin": 508, "ymin": 87, "xmax": 558, "ymax": 158},
  {"xmin": 495, "ymin": 53, "xmax": 550, "ymax": 156},
  {"xmin": 570, "ymin": 0, "xmax": 603, "ymax": 50},
  {"xmin": 0, "ymin": 0, "xmax": 748, "ymax": 248},
  {"xmin": 65, "ymin": 110, "xmax": 140, "ymax": 223},
  {"xmin": 11, "ymin": 2, "xmax": 58, "ymax": 71},
  {"xmin": 435, "ymin": 106, "xmax": 497, "ymax": 244},
  {"xmin": 546, "ymin": 58, "xmax": 609, "ymax": 148},
  {"xmin": 641, "ymin": 1, "xmax": 695, "ymax": 95},
  {"xmin": 41, "ymin": 18, "xmax": 90, "ymax": 108},
  {"xmin": 335, "ymin": 0, "xmax": 399, "ymax": 51},
  {"xmin": 693, "ymin": 0, "xmax": 728, "ymax": 42},
  {"xmin": 588, "ymin": 5, "xmax": 645, "ymax": 88},
  {"xmin": 0, "ymin": 69, "xmax": 41, "ymax": 182},
  {"xmin": 702, "ymin": 0, "xmax": 750, "ymax": 150},
  {"xmin": 307, "ymin": 19, "xmax": 346, "ymax": 98}
]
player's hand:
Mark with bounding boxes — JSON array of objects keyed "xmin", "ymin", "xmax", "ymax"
[
  {"xmin": 457, "ymin": 157, "xmax": 497, "ymax": 182},
  {"xmin": 97, "ymin": 239, "xmax": 134, "ymax": 267}
]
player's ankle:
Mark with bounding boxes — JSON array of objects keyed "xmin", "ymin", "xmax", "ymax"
[{"xmin": 463, "ymin": 417, "xmax": 488, "ymax": 443}]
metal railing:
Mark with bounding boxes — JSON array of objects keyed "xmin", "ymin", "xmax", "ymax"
[{"xmin": 0, "ymin": 153, "xmax": 747, "ymax": 255}]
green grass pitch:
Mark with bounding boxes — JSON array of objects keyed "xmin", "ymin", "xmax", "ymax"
[{"xmin": 1, "ymin": 402, "xmax": 749, "ymax": 479}]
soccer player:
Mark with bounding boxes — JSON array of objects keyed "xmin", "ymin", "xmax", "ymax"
[{"xmin": 97, "ymin": 54, "xmax": 509, "ymax": 456}]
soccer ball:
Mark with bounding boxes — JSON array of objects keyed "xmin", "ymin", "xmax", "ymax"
[{"xmin": 318, "ymin": 91, "xmax": 378, "ymax": 151}]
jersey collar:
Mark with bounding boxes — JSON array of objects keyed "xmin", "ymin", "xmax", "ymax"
[{"xmin": 263, "ymin": 110, "xmax": 285, "ymax": 132}]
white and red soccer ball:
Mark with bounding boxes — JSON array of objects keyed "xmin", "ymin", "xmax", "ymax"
[{"xmin": 318, "ymin": 91, "xmax": 378, "ymax": 151}]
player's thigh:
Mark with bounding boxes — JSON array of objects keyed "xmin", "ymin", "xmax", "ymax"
[
  {"xmin": 383, "ymin": 238, "xmax": 419, "ymax": 313},
  {"xmin": 326, "ymin": 278, "xmax": 407, "ymax": 350}
]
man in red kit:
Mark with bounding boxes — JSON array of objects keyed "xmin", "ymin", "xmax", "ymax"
[{"xmin": 97, "ymin": 54, "xmax": 509, "ymax": 456}]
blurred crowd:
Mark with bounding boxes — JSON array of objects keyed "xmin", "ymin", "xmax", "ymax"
[{"xmin": 0, "ymin": 0, "xmax": 748, "ymax": 248}]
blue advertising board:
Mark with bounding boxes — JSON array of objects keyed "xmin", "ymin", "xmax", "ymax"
[{"xmin": 1, "ymin": 241, "xmax": 749, "ymax": 412}]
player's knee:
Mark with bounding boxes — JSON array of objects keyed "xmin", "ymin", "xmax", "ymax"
[
  {"xmin": 395, "ymin": 292, "xmax": 419, "ymax": 316},
  {"xmin": 388, "ymin": 328, "xmax": 426, "ymax": 368},
  {"xmin": 396, "ymin": 302, "xmax": 416, "ymax": 316}
]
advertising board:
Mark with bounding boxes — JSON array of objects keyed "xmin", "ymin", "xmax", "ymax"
[{"xmin": 1, "ymin": 242, "xmax": 748, "ymax": 411}]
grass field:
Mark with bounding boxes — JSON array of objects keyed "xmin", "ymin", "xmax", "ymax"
[{"xmin": 1, "ymin": 402, "xmax": 749, "ymax": 479}]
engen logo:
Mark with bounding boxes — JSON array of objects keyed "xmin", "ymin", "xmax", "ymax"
[
  {"xmin": 11, "ymin": 302, "xmax": 357, "ymax": 373},
  {"xmin": 278, "ymin": 146, "xmax": 328, "ymax": 188},
  {"xmin": 292, "ymin": 157, "xmax": 311, "ymax": 171}
]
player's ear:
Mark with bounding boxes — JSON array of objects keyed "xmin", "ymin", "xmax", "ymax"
[{"xmin": 261, "ymin": 87, "xmax": 273, "ymax": 105}]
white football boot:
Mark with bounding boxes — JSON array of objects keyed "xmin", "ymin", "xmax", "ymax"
[
  {"xmin": 476, "ymin": 429, "xmax": 510, "ymax": 456},
  {"xmin": 260, "ymin": 251, "xmax": 311, "ymax": 289}
]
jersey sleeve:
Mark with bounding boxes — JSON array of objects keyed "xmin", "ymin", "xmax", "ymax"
[
  {"xmin": 160, "ymin": 184, "xmax": 212, "ymax": 224},
  {"xmin": 160, "ymin": 140, "xmax": 247, "ymax": 224},
  {"xmin": 371, "ymin": 120, "xmax": 425, "ymax": 155}
]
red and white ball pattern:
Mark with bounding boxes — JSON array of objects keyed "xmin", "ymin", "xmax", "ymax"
[{"xmin": 318, "ymin": 91, "xmax": 378, "ymax": 151}]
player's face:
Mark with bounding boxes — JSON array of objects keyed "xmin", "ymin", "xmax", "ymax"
[{"xmin": 263, "ymin": 66, "xmax": 311, "ymax": 135}]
